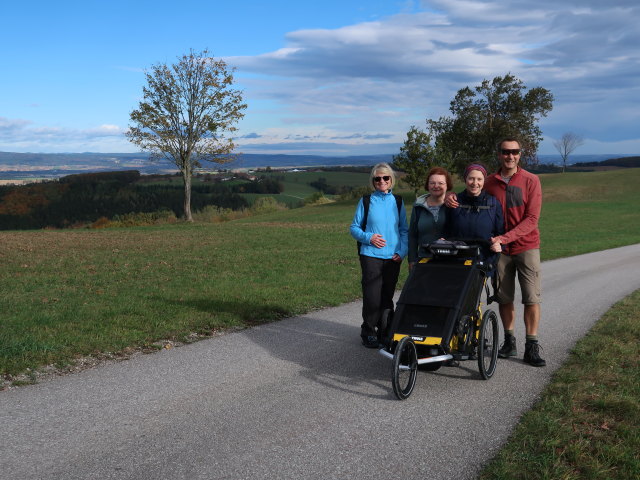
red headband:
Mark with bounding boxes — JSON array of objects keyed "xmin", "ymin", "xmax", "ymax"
[{"xmin": 464, "ymin": 164, "xmax": 487, "ymax": 179}]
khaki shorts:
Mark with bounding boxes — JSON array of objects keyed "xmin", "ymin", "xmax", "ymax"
[{"xmin": 494, "ymin": 249, "xmax": 541, "ymax": 305}]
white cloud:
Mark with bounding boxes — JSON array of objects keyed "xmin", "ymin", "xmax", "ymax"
[
  {"xmin": 237, "ymin": 141, "xmax": 401, "ymax": 156},
  {"xmin": 5, "ymin": 1, "xmax": 639, "ymax": 155},
  {"xmin": 229, "ymin": 1, "xmax": 640, "ymax": 154},
  {"xmin": 0, "ymin": 118, "xmax": 132, "ymax": 153},
  {"xmin": 0, "ymin": 117, "xmax": 31, "ymax": 134}
]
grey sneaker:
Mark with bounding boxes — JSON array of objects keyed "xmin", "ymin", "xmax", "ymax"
[
  {"xmin": 524, "ymin": 341, "xmax": 546, "ymax": 367},
  {"xmin": 498, "ymin": 335, "xmax": 517, "ymax": 358}
]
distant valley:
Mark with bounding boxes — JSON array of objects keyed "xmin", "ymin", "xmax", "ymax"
[
  {"xmin": 0, "ymin": 152, "xmax": 394, "ymax": 181},
  {"xmin": 0, "ymin": 151, "xmax": 637, "ymax": 182}
]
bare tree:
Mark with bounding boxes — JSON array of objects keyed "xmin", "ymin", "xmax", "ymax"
[
  {"xmin": 553, "ymin": 132, "xmax": 584, "ymax": 172},
  {"xmin": 127, "ymin": 49, "xmax": 247, "ymax": 221}
]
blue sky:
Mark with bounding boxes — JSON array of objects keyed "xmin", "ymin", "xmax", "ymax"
[{"xmin": 1, "ymin": 0, "xmax": 638, "ymax": 156}]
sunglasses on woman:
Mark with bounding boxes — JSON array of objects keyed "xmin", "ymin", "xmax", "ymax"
[{"xmin": 374, "ymin": 176, "xmax": 391, "ymax": 182}]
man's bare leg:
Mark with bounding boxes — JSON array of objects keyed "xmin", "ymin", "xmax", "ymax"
[
  {"xmin": 524, "ymin": 303, "xmax": 540, "ymax": 336},
  {"xmin": 523, "ymin": 303, "xmax": 545, "ymax": 366},
  {"xmin": 498, "ymin": 302, "xmax": 517, "ymax": 358},
  {"xmin": 499, "ymin": 302, "xmax": 516, "ymax": 331}
]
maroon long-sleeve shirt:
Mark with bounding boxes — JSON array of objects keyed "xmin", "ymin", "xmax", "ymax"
[{"xmin": 484, "ymin": 167, "xmax": 542, "ymax": 255}]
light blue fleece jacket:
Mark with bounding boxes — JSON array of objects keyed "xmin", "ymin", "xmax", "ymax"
[{"xmin": 349, "ymin": 190, "xmax": 409, "ymax": 260}]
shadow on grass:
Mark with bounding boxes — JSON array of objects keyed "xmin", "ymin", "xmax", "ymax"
[{"xmin": 153, "ymin": 296, "xmax": 292, "ymax": 325}]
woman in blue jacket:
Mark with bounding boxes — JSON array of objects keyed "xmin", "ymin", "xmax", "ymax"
[
  {"xmin": 350, "ymin": 163, "xmax": 408, "ymax": 348},
  {"xmin": 444, "ymin": 163, "xmax": 504, "ymax": 266}
]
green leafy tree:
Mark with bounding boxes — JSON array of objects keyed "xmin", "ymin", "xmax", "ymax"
[
  {"xmin": 127, "ymin": 49, "xmax": 247, "ymax": 221},
  {"xmin": 392, "ymin": 126, "xmax": 439, "ymax": 197},
  {"xmin": 427, "ymin": 74, "xmax": 553, "ymax": 175}
]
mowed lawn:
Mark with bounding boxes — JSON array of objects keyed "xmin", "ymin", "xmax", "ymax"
[{"xmin": 1, "ymin": 168, "xmax": 639, "ymax": 377}]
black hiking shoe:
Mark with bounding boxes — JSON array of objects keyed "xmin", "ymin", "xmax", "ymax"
[
  {"xmin": 524, "ymin": 341, "xmax": 546, "ymax": 367},
  {"xmin": 362, "ymin": 335, "xmax": 379, "ymax": 349},
  {"xmin": 498, "ymin": 335, "xmax": 517, "ymax": 358},
  {"xmin": 469, "ymin": 346, "xmax": 477, "ymax": 360}
]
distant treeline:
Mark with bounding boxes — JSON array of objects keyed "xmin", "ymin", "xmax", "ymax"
[
  {"xmin": 308, "ymin": 177, "xmax": 355, "ymax": 195},
  {"xmin": 229, "ymin": 176, "xmax": 284, "ymax": 194},
  {"xmin": 572, "ymin": 156, "xmax": 640, "ymax": 168},
  {"xmin": 0, "ymin": 171, "xmax": 282, "ymax": 230}
]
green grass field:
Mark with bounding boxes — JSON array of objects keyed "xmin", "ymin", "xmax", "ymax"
[
  {"xmin": 538, "ymin": 169, "xmax": 640, "ymax": 258},
  {"xmin": 258, "ymin": 170, "xmax": 370, "ymax": 190},
  {"xmin": 1, "ymin": 168, "xmax": 639, "ymax": 377},
  {"xmin": 250, "ymin": 171, "xmax": 369, "ymax": 201}
]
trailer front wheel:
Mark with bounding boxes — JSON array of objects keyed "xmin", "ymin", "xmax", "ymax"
[
  {"xmin": 392, "ymin": 336, "xmax": 418, "ymax": 400},
  {"xmin": 478, "ymin": 309, "xmax": 499, "ymax": 379}
]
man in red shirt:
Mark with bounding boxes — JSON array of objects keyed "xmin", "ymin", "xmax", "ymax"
[
  {"xmin": 488, "ymin": 138, "xmax": 545, "ymax": 367},
  {"xmin": 447, "ymin": 137, "xmax": 546, "ymax": 367}
]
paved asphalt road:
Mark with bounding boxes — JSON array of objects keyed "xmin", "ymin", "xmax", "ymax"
[{"xmin": 2, "ymin": 244, "xmax": 640, "ymax": 480}]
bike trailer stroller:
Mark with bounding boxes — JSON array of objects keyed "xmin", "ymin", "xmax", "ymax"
[{"xmin": 379, "ymin": 240, "xmax": 499, "ymax": 400}]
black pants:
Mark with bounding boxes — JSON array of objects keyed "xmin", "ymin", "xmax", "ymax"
[{"xmin": 359, "ymin": 255, "xmax": 401, "ymax": 337}]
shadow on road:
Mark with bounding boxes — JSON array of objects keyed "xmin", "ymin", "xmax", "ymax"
[
  {"xmin": 157, "ymin": 294, "xmax": 489, "ymax": 399},
  {"xmin": 154, "ymin": 294, "xmax": 395, "ymax": 399},
  {"xmin": 248, "ymin": 314, "xmax": 399, "ymax": 400}
]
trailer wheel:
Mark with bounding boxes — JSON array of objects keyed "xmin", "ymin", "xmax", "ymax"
[
  {"xmin": 392, "ymin": 336, "xmax": 418, "ymax": 400},
  {"xmin": 478, "ymin": 309, "xmax": 499, "ymax": 379}
]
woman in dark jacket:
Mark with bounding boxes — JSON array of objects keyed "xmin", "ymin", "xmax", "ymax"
[
  {"xmin": 445, "ymin": 163, "xmax": 504, "ymax": 266},
  {"xmin": 408, "ymin": 166, "xmax": 453, "ymax": 267}
]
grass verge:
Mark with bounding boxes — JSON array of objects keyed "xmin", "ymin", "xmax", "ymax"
[
  {"xmin": 1, "ymin": 169, "xmax": 639, "ymax": 381},
  {"xmin": 479, "ymin": 289, "xmax": 640, "ymax": 480}
]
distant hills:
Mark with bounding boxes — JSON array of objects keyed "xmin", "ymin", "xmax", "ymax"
[
  {"xmin": 0, "ymin": 151, "xmax": 638, "ymax": 181},
  {"xmin": 0, "ymin": 151, "xmax": 393, "ymax": 180},
  {"xmin": 0, "ymin": 151, "xmax": 393, "ymax": 168},
  {"xmin": 572, "ymin": 156, "xmax": 640, "ymax": 168}
]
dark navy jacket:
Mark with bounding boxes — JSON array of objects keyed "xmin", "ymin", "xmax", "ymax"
[{"xmin": 444, "ymin": 190, "xmax": 504, "ymax": 265}]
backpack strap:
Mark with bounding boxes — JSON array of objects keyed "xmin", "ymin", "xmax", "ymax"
[
  {"xmin": 361, "ymin": 194, "xmax": 371, "ymax": 231},
  {"xmin": 459, "ymin": 204, "xmax": 491, "ymax": 210},
  {"xmin": 393, "ymin": 194, "xmax": 402, "ymax": 215},
  {"xmin": 487, "ymin": 195, "xmax": 497, "ymax": 228},
  {"xmin": 357, "ymin": 195, "xmax": 371, "ymax": 254}
]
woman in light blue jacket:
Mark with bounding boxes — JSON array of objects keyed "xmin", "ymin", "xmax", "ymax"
[{"xmin": 350, "ymin": 163, "xmax": 408, "ymax": 348}]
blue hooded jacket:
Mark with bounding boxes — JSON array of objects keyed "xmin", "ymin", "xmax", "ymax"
[{"xmin": 350, "ymin": 190, "xmax": 409, "ymax": 260}]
